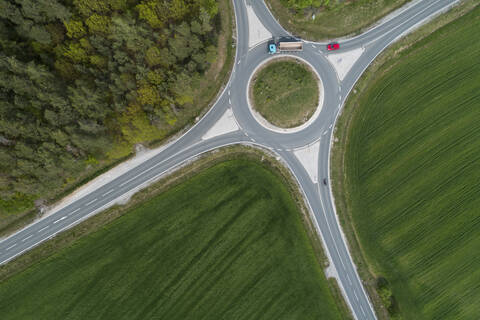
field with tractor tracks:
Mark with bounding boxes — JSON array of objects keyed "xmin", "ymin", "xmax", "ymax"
[
  {"xmin": 336, "ymin": 6, "xmax": 480, "ymax": 319},
  {"xmin": 0, "ymin": 159, "xmax": 347, "ymax": 320}
]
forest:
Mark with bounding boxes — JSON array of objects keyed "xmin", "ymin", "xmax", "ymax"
[{"xmin": 0, "ymin": 0, "xmax": 226, "ymax": 216}]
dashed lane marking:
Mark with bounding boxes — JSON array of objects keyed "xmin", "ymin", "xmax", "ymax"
[
  {"xmin": 38, "ymin": 226, "xmax": 49, "ymax": 233},
  {"xmin": 102, "ymin": 189, "xmax": 115, "ymax": 197},
  {"xmin": 354, "ymin": 290, "xmax": 359, "ymax": 301},
  {"xmin": 53, "ymin": 216, "xmax": 67, "ymax": 224},
  {"xmin": 85, "ymin": 198, "xmax": 98, "ymax": 206},
  {"xmin": 68, "ymin": 208, "xmax": 80, "ymax": 216},
  {"xmin": 6, "ymin": 244, "xmax": 16, "ymax": 251},
  {"xmin": 22, "ymin": 235, "xmax": 33, "ymax": 242},
  {"xmin": 360, "ymin": 304, "xmax": 366, "ymax": 316}
]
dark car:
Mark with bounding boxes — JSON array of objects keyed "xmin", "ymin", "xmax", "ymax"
[
  {"xmin": 327, "ymin": 43, "xmax": 340, "ymax": 51},
  {"xmin": 323, "ymin": 178, "xmax": 327, "ymax": 185}
]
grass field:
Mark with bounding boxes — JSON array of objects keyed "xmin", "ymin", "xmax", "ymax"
[
  {"xmin": 266, "ymin": 0, "xmax": 408, "ymax": 41},
  {"xmin": 0, "ymin": 159, "xmax": 346, "ymax": 320},
  {"xmin": 252, "ymin": 59, "xmax": 319, "ymax": 128},
  {"xmin": 335, "ymin": 5, "xmax": 480, "ymax": 319}
]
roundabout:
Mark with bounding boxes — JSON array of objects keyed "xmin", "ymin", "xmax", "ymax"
[{"xmin": 247, "ymin": 56, "xmax": 324, "ymax": 133}]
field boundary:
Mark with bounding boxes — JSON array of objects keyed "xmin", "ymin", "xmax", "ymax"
[{"xmin": 330, "ymin": 1, "xmax": 478, "ymax": 319}]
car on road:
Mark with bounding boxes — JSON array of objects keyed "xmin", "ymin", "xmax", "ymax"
[
  {"xmin": 323, "ymin": 178, "xmax": 327, "ymax": 185},
  {"xmin": 327, "ymin": 43, "xmax": 340, "ymax": 51}
]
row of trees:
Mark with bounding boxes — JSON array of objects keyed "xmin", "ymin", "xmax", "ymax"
[{"xmin": 0, "ymin": 0, "xmax": 221, "ymax": 215}]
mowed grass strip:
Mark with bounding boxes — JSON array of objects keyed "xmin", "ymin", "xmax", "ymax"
[
  {"xmin": 252, "ymin": 59, "xmax": 319, "ymax": 128},
  {"xmin": 0, "ymin": 160, "xmax": 344, "ymax": 320},
  {"xmin": 266, "ymin": 0, "xmax": 408, "ymax": 41},
  {"xmin": 341, "ymin": 6, "xmax": 480, "ymax": 320}
]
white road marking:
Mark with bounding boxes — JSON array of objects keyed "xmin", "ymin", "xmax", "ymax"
[
  {"xmin": 329, "ymin": 124, "xmax": 333, "ymax": 129},
  {"xmin": 360, "ymin": 304, "xmax": 366, "ymax": 316},
  {"xmin": 323, "ymin": 130, "xmax": 328, "ymax": 135},
  {"xmin": 38, "ymin": 226, "xmax": 49, "ymax": 233},
  {"xmin": 22, "ymin": 235, "xmax": 33, "ymax": 242},
  {"xmin": 237, "ymin": 60, "xmax": 241, "ymax": 65},
  {"xmin": 6, "ymin": 244, "xmax": 16, "ymax": 251},
  {"xmin": 312, "ymin": 44, "xmax": 316, "ymax": 48},
  {"xmin": 85, "ymin": 198, "xmax": 98, "ymax": 206},
  {"xmin": 102, "ymin": 189, "xmax": 115, "ymax": 197},
  {"xmin": 339, "ymin": 95, "xmax": 342, "ymax": 101},
  {"xmin": 347, "ymin": 274, "xmax": 352, "ymax": 285},
  {"xmin": 229, "ymin": 98, "xmax": 231, "ymax": 104},
  {"xmin": 53, "ymin": 216, "xmax": 67, "ymax": 224},
  {"xmin": 228, "ymin": 90, "xmax": 230, "ymax": 95},
  {"xmin": 251, "ymin": 138, "xmax": 256, "ymax": 142},
  {"xmin": 68, "ymin": 208, "xmax": 80, "ymax": 216},
  {"xmin": 354, "ymin": 290, "xmax": 359, "ymax": 301}
]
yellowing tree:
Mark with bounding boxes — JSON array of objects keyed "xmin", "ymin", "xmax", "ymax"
[
  {"xmin": 86, "ymin": 14, "xmax": 111, "ymax": 34},
  {"xmin": 64, "ymin": 20, "xmax": 86, "ymax": 39}
]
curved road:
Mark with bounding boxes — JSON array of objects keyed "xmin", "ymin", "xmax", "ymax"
[{"xmin": 0, "ymin": 0, "xmax": 460, "ymax": 318}]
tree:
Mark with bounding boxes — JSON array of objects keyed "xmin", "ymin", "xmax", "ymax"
[
  {"xmin": 171, "ymin": 72, "xmax": 193, "ymax": 106},
  {"xmin": 169, "ymin": 34, "xmax": 190, "ymax": 61},
  {"xmin": 73, "ymin": 0, "xmax": 110, "ymax": 16},
  {"xmin": 64, "ymin": 20, "xmax": 86, "ymax": 39},
  {"xmin": 63, "ymin": 42, "xmax": 89, "ymax": 63},
  {"xmin": 136, "ymin": 1, "xmax": 163, "ymax": 29},
  {"xmin": 145, "ymin": 46, "xmax": 162, "ymax": 67},
  {"xmin": 137, "ymin": 84, "xmax": 161, "ymax": 106},
  {"xmin": 86, "ymin": 14, "xmax": 111, "ymax": 34}
]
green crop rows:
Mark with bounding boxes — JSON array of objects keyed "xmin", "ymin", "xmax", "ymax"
[
  {"xmin": 342, "ymin": 7, "xmax": 480, "ymax": 319},
  {"xmin": 0, "ymin": 160, "xmax": 344, "ymax": 320}
]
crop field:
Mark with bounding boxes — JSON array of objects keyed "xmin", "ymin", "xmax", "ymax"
[
  {"xmin": 252, "ymin": 59, "xmax": 318, "ymax": 128},
  {"xmin": 0, "ymin": 159, "xmax": 345, "ymax": 320},
  {"xmin": 340, "ymin": 6, "xmax": 480, "ymax": 319}
]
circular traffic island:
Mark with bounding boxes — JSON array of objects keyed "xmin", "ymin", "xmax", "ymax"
[{"xmin": 250, "ymin": 58, "xmax": 320, "ymax": 129}]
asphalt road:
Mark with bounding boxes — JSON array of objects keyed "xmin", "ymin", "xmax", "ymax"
[{"xmin": 0, "ymin": 0, "xmax": 460, "ymax": 318}]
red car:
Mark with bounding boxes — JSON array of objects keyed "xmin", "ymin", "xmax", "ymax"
[{"xmin": 327, "ymin": 43, "xmax": 340, "ymax": 51}]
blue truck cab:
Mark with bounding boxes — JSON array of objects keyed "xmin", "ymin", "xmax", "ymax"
[{"xmin": 268, "ymin": 43, "xmax": 277, "ymax": 54}]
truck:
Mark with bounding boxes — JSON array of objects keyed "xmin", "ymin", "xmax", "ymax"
[{"xmin": 268, "ymin": 38, "xmax": 303, "ymax": 54}]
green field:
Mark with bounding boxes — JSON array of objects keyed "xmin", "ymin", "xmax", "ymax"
[
  {"xmin": 252, "ymin": 59, "xmax": 318, "ymax": 128},
  {"xmin": 336, "ymin": 6, "xmax": 480, "ymax": 319},
  {"xmin": 266, "ymin": 0, "xmax": 408, "ymax": 40},
  {"xmin": 0, "ymin": 159, "xmax": 346, "ymax": 320}
]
